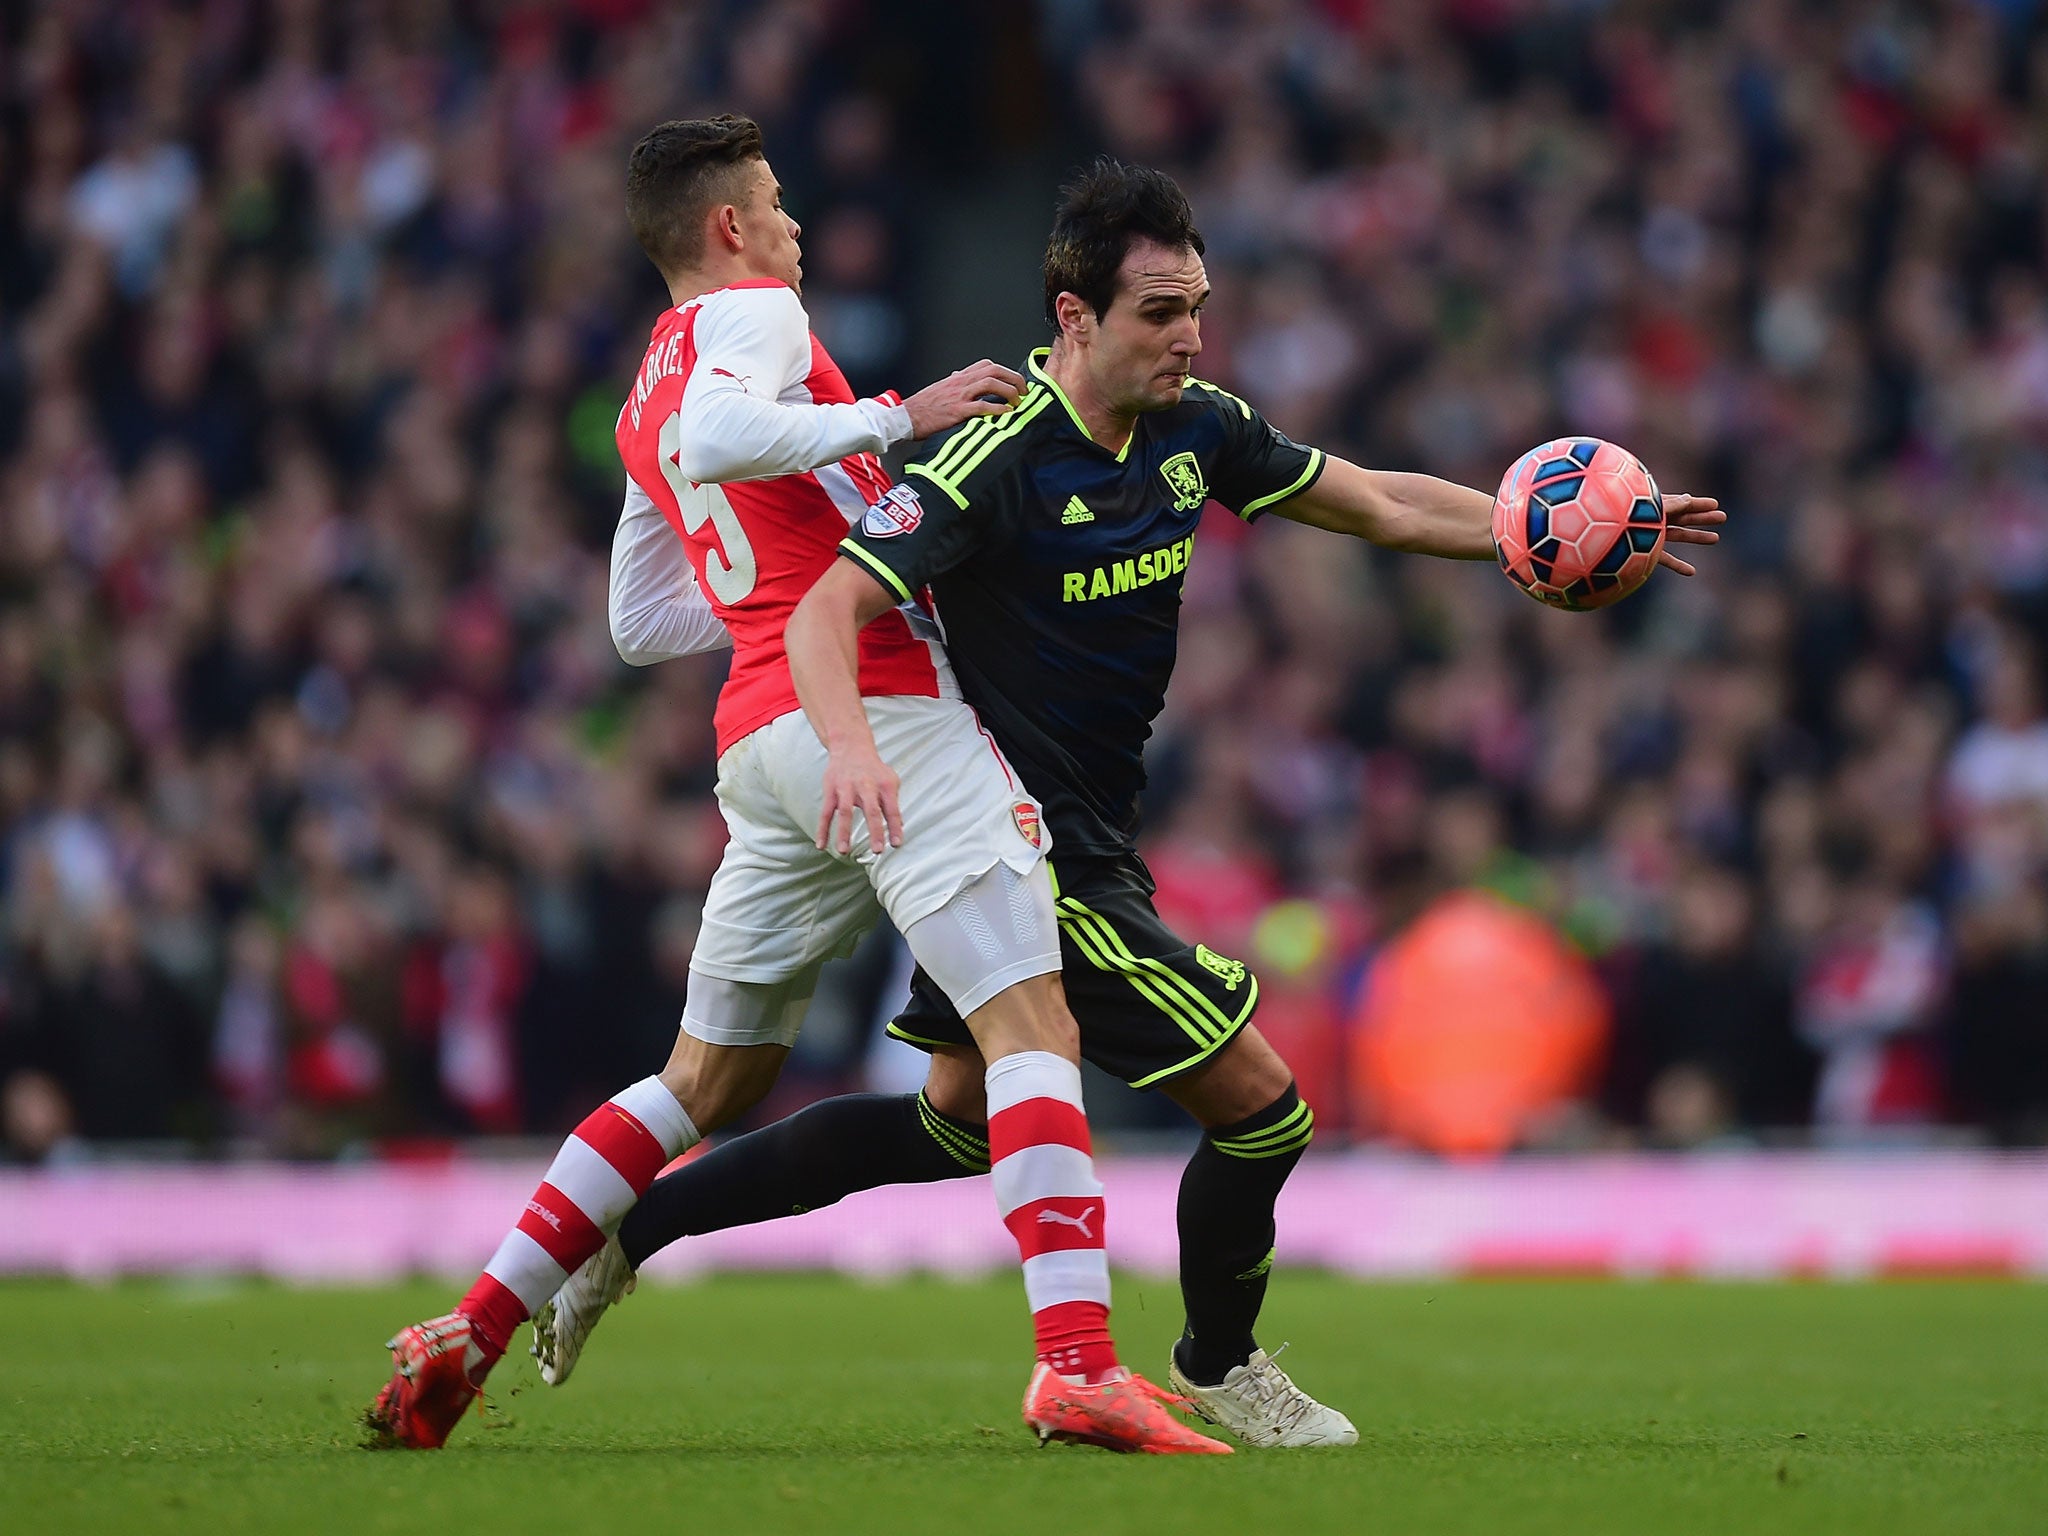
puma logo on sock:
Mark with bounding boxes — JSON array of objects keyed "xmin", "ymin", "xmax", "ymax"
[{"xmin": 1036, "ymin": 1205, "xmax": 1097, "ymax": 1240}]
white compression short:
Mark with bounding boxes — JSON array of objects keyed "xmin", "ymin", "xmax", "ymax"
[
  {"xmin": 678, "ymin": 861, "xmax": 1058, "ymax": 1049},
  {"xmin": 678, "ymin": 961, "xmax": 823, "ymax": 1051},
  {"xmin": 899, "ymin": 858, "xmax": 1061, "ymax": 1019}
]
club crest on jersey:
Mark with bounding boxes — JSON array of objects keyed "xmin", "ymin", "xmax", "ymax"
[
  {"xmin": 1194, "ymin": 944, "xmax": 1247, "ymax": 991},
  {"xmin": 1012, "ymin": 801, "xmax": 1042, "ymax": 848},
  {"xmin": 1159, "ymin": 451, "xmax": 1208, "ymax": 511},
  {"xmin": 862, "ymin": 483, "xmax": 924, "ymax": 538}
]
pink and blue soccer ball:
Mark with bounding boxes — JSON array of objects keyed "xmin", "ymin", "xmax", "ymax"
[{"xmin": 1491, "ymin": 438, "xmax": 1664, "ymax": 611}]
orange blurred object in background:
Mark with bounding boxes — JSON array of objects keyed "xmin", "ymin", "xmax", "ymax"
[{"xmin": 1350, "ymin": 892, "xmax": 1610, "ymax": 1156}]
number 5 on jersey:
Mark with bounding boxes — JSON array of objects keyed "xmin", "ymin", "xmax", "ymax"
[{"xmin": 658, "ymin": 408, "xmax": 759, "ymax": 604}]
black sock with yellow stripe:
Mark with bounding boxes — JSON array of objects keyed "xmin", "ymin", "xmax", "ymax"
[
  {"xmin": 616, "ymin": 1092, "xmax": 988, "ymax": 1269},
  {"xmin": 1173, "ymin": 1083, "xmax": 1315, "ymax": 1386}
]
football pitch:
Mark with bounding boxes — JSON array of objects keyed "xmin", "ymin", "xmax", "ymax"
[{"xmin": 4, "ymin": 1276, "xmax": 2043, "ymax": 1536}]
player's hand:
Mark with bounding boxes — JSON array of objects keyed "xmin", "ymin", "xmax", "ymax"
[
  {"xmin": 903, "ymin": 360, "xmax": 1025, "ymax": 439},
  {"xmin": 817, "ymin": 743, "xmax": 904, "ymax": 856},
  {"xmin": 1657, "ymin": 493, "xmax": 1724, "ymax": 577}
]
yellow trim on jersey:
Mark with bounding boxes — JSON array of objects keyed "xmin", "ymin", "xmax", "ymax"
[
  {"xmin": 908, "ymin": 467, "xmax": 969, "ymax": 509},
  {"xmin": 920, "ymin": 413, "xmax": 1000, "ymax": 483},
  {"xmin": 1187, "ymin": 376, "xmax": 1253, "ymax": 419},
  {"xmin": 908, "ymin": 390, "xmax": 1055, "ymax": 506},
  {"xmin": 934, "ymin": 390, "xmax": 1056, "ymax": 489},
  {"xmin": 837, "ymin": 538, "xmax": 914, "ymax": 603},
  {"xmin": 1238, "ymin": 447, "xmax": 1325, "ymax": 521},
  {"xmin": 1027, "ymin": 349, "xmax": 1132, "ymax": 463},
  {"xmin": 922, "ymin": 383, "xmax": 1046, "ymax": 483}
]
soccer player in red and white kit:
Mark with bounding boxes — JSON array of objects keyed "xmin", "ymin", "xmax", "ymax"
[{"xmin": 365, "ymin": 116, "xmax": 1225, "ymax": 1456}]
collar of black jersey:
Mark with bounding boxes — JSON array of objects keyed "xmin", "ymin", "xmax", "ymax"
[{"xmin": 1026, "ymin": 347, "xmax": 1140, "ymax": 464}]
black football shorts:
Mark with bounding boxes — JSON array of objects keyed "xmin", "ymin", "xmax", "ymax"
[{"xmin": 886, "ymin": 852, "xmax": 1260, "ymax": 1088}]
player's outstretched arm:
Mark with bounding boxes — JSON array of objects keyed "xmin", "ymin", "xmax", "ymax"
[
  {"xmin": 680, "ymin": 355, "xmax": 1025, "ymax": 483},
  {"xmin": 674, "ymin": 287, "xmax": 1024, "ymax": 484},
  {"xmin": 1270, "ymin": 456, "xmax": 1724, "ymax": 574},
  {"xmin": 786, "ymin": 560, "xmax": 905, "ymax": 855},
  {"xmin": 1267, "ymin": 457, "xmax": 1495, "ymax": 558}
]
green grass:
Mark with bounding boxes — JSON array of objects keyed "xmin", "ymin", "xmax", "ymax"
[{"xmin": 2, "ymin": 1276, "xmax": 2043, "ymax": 1535}]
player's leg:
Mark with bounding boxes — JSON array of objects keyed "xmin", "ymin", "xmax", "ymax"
[
  {"xmin": 1051, "ymin": 860, "xmax": 1353, "ymax": 1447},
  {"xmin": 367, "ymin": 1016, "xmax": 784, "ymax": 1446},
  {"xmin": 850, "ymin": 700, "xmax": 1119, "ymax": 1385},
  {"xmin": 897, "ymin": 868, "xmax": 1112, "ymax": 1373},
  {"xmin": 367, "ymin": 738, "xmax": 847, "ymax": 1447},
  {"xmin": 899, "ymin": 871, "xmax": 1221, "ymax": 1451},
  {"xmin": 367, "ymin": 977, "xmax": 807, "ymax": 1446},
  {"xmin": 613, "ymin": 994, "xmax": 990, "ymax": 1281},
  {"xmin": 1157, "ymin": 1026, "xmax": 1302, "ymax": 1382},
  {"xmin": 520, "ymin": 971, "xmax": 821, "ymax": 1389},
  {"xmin": 615, "ymin": 1044, "xmax": 988, "ymax": 1267},
  {"xmin": 847, "ymin": 698, "xmax": 1224, "ymax": 1452},
  {"xmin": 529, "ymin": 1001, "xmax": 992, "ymax": 1385},
  {"xmin": 1158, "ymin": 1031, "xmax": 1352, "ymax": 1445},
  {"xmin": 461, "ymin": 991, "xmax": 787, "ymax": 1355},
  {"xmin": 535, "ymin": 1039, "xmax": 986, "ymax": 1388}
]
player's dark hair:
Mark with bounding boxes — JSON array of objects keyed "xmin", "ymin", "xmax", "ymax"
[
  {"xmin": 1043, "ymin": 158, "xmax": 1205, "ymax": 332},
  {"xmin": 626, "ymin": 115, "xmax": 767, "ymax": 275}
]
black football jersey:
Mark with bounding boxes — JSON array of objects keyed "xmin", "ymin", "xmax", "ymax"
[{"xmin": 839, "ymin": 349, "xmax": 1323, "ymax": 855}]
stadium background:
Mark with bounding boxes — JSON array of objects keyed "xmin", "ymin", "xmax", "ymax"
[{"xmin": 3, "ymin": 0, "xmax": 2047, "ymax": 1181}]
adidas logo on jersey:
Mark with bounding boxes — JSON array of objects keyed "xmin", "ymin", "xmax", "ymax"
[{"xmin": 1061, "ymin": 495, "xmax": 1095, "ymax": 525}]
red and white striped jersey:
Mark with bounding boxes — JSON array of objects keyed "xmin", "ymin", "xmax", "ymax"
[{"xmin": 614, "ymin": 278, "xmax": 951, "ymax": 754}]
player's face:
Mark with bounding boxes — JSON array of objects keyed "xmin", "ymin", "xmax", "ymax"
[
  {"xmin": 1096, "ymin": 240, "xmax": 1207, "ymax": 415},
  {"xmin": 733, "ymin": 158, "xmax": 804, "ymax": 292}
]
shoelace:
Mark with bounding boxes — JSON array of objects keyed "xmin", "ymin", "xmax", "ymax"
[
  {"xmin": 1232, "ymin": 1344, "xmax": 1319, "ymax": 1434},
  {"xmin": 1124, "ymin": 1373, "xmax": 1197, "ymax": 1412},
  {"xmin": 562, "ymin": 1244, "xmax": 636, "ymax": 1315}
]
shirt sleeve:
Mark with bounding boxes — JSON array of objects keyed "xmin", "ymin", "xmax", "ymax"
[
  {"xmin": 834, "ymin": 465, "xmax": 1009, "ymax": 604},
  {"xmin": 609, "ymin": 477, "xmax": 733, "ymax": 664},
  {"xmin": 1193, "ymin": 379, "xmax": 1326, "ymax": 522},
  {"xmin": 673, "ymin": 285, "xmax": 914, "ymax": 484}
]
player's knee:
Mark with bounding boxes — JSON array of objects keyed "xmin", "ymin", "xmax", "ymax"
[
  {"xmin": 966, "ymin": 971, "xmax": 1079, "ymax": 1062},
  {"xmin": 1037, "ymin": 987, "xmax": 1082, "ymax": 1061},
  {"xmin": 1205, "ymin": 1079, "xmax": 1315, "ymax": 1162},
  {"xmin": 659, "ymin": 1034, "xmax": 785, "ymax": 1134},
  {"xmin": 1169, "ymin": 1025, "xmax": 1296, "ymax": 1128}
]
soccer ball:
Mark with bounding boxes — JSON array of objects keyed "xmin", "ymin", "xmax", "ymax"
[{"xmin": 1491, "ymin": 437, "xmax": 1663, "ymax": 610}]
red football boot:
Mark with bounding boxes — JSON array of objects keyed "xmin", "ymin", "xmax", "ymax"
[
  {"xmin": 363, "ymin": 1313, "xmax": 484, "ymax": 1449},
  {"xmin": 1022, "ymin": 1363, "xmax": 1233, "ymax": 1454}
]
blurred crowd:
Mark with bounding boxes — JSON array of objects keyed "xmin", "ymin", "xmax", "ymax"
[
  {"xmin": 1059, "ymin": 0, "xmax": 2048, "ymax": 1149},
  {"xmin": 3, "ymin": 0, "xmax": 2046, "ymax": 1162},
  {"xmin": 0, "ymin": 0, "xmax": 925, "ymax": 1158}
]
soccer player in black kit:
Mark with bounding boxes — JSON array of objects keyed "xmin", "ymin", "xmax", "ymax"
[{"xmin": 537, "ymin": 161, "xmax": 1724, "ymax": 1445}]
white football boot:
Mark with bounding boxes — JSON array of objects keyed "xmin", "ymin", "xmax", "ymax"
[
  {"xmin": 530, "ymin": 1234, "xmax": 636, "ymax": 1386},
  {"xmin": 1167, "ymin": 1344, "xmax": 1358, "ymax": 1448}
]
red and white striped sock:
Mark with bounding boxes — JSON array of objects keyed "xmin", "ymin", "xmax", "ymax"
[
  {"xmin": 458, "ymin": 1076, "xmax": 698, "ymax": 1381},
  {"xmin": 987, "ymin": 1050, "xmax": 1120, "ymax": 1384}
]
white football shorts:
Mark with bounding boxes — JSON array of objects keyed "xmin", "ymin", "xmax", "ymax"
[{"xmin": 685, "ymin": 695, "xmax": 1055, "ymax": 1046}]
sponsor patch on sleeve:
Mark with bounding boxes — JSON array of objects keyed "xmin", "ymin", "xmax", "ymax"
[{"xmin": 861, "ymin": 483, "xmax": 925, "ymax": 539}]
